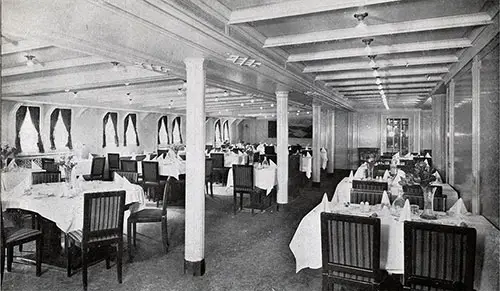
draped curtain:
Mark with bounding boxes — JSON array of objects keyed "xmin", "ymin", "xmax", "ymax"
[
  {"xmin": 223, "ymin": 120, "xmax": 230, "ymax": 142},
  {"xmin": 214, "ymin": 120, "xmax": 221, "ymax": 146},
  {"xmin": 158, "ymin": 116, "xmax": 169, "ymax": 144},
  {"xmin": 60, "ymin": 109, "xmax": 72, "ymax": 149},
  {"xmin": 172, "ymin": 116, "xmax": 183, "ymax": 144},
  {"xmin": 28, "ymin": 107, "xmax": 44, "ymax": 153},
  {"xmin": 15, "ymin": 106, "xmax": 28, "ymax": 152},
  {"xmin": 103, "ymin": 113, "xmax": 110, "ymax": 148},
  {"xmin": 110, "ymin": 112, "xmax": 119, "ymax": 147},
  {"xmin": 123, "ymin": 113, "xmax": 139, "ymax": 146},
  {"xmin": 49, "ymin": 108, "xmax": 72, "ymax": 150}
]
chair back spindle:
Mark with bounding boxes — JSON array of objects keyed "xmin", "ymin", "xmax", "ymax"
[{"xmin": 32, "ymin": 171, "xmax": 62, "ymax": 184}]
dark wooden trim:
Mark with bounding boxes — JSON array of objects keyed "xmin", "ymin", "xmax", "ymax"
[{"xmin": 184, "ymin": 259, "xmax": 206, "ymax": 276}]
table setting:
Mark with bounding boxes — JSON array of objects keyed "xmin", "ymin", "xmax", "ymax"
[{"xmin": 226, "ymin": 159, "xmax": 278, "ymax": 195}]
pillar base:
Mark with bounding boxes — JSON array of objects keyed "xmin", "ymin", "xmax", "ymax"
[
  {"xmin": 184, "ymin": 259, "xmax": 205, "ymax": 276},
  {"xmin": 312, "ymin": 182, "xmax": 321, "ymax": 188}
]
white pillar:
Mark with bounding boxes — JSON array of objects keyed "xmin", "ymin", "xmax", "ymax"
[
  {"xmin": 312, "ymin": 101, "xmax": 322, "ymax": 186},
  {"xmin": 184, "ymin": 58, "xmax": 206, "ymax": 276},
  {"xmin": 276, "ymin": 91, "xmax": 289, "ymax": 204},
  {"xmin": 327, "ymin": 109, "xmax": 335, "ymax": 175}
]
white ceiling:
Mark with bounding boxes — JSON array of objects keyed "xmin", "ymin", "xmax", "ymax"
[{"xmin": 1, "ymin": 0, "xmax": 499, "ymax": 115}]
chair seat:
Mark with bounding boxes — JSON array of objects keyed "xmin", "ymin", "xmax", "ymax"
[
  {"xmin": 128, "ymin": 209, "xmax": 163, "ymax": 223},
  {"xmin": 143, "ymin": 181, "xmax": 165, "ymax": 187},
  {"xmin": 82, "ymin": 174, "xmax": 102, "ymax": 181},
  {"xmin": 67, "ymin": 230, "xmax": 121, "ymax": 246},
  {"xmin": 5, "ymin": 227, "xmax": 42, "ymax": 245}
]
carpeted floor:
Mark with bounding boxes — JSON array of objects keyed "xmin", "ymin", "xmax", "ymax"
[{"xmin": 2, "ymin": 171, "xmax": 348, "ymax": 291}]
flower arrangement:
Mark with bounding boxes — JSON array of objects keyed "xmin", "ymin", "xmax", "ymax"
[
  {"xmin": 398, "ymin": 161, "xmax": 436, "ymax": 188},
  {"xmin": 1, "ymin": 144, "xmax": 17, "ymax": 169},
  {"xmin": 57, "ymin": 154, "xmax": 78, "ymax": 171}
]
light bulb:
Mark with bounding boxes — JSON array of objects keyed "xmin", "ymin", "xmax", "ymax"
[
  {"xmin": 240, "ymin": 103, "xmax": 244, "ymax": 107},
  {"xmin": 375, "ymin": 78, "xmax": 382, "ymax": 85},
  {"xmin": 377, "ymin": 84, "xmax": 383, "ymax": 90}
]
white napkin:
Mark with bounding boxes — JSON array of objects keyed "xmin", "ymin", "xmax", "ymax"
[
  {"xmin": 269, "ymin": 159, "xmax": 277, "ymax": 168},
  {"xmin": 320, "ymin": 148, "xmax": 328, "ymax": 170},
  {"xmin": 306, "ymin": 152, "xmax": 311, "ymax": 158},
  {"xmin": 424, "ymin": 159, "xmax": 429, "ymax": 166},
  {"xmin": 7, "ymin": 159, "xmax": 18, "ymax": 171},
  {"xmin": 131, "ymin": 153, "xmax": 136, "ymax": 160},
  {"xmin": 383, "ymin": 170, "xmax": 390, "ymax": 180},
  {"xmin": 447, "ymin": 198, "xmax": 468, "ymax": 216},
  {"xmin": 114, "ymin": 172, "xmax": 125, "ymax": 185},
  {"xmin": 354, "ymin": 163, "xmax": 367, "ymax": 179},
  {"xmin": 393, "ymin": 152, "xmax": 400, "ymax": 159},
  {"xmin": 381, "ymin": 190, "xmax": 391, "ymax": 207},
  {"xmin": 31, "ymin": 161, "xmax": 42, "ymax": 170},
  {"xmin": 321, "ymin": 193, "xmax": 330, "ymax": 212},
  {"xmin": 425, "ymin": 153, "xmax": 432, "ymax": 158},
  {"xmin": 348, "ymin": 170, "xmax": 354, "ymax": 182},
  {"xmin": 88, "ymin": 153, "xmax": 93, "ymax": 160},
  {"xmin": 404, "ymin": 152, "xmax": 411, "ymax": 158},
  {"xmin": 399, "ymin": 199, "xmax": 412, "ymax": 222},
  {"xmin": 433, "ymin": 171, "xmax": 443, "ymax": 183}
]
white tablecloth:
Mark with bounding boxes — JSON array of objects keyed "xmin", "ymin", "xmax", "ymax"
[
  {"xmin": 1, "ymin": 169, "xmax": 39, "ymax": 192},
  {"xmin": 226, "ymin": 164, "xmax": 277, "ymax": 195},
  {"xmin": 289, "ymin": 196, "xmax": 498, "ymax": 291},
  {"xmin": 67, "ymin": 159, "xmax": 92, "ymax": 179},
  {"xmin": 224, "ymin": 152, "xmax": 247, "ymax": 167},
  {"xmin": 2, "ymin": 180, "xmax": 145, "ymax": 233},
  {"xmin": 299, "ymin": 156, "xmax": 312, "ymax": 178}
]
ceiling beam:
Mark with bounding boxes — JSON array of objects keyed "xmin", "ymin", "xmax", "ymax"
[
  {"xmin": 228, "ymin": 0, "xmax": 398, "ymax": 24},
  {"xmin": 1, "ymin": 39, "xmax": 53, "ymax": 54},
  {"xmin": 264, "ymin": 13, "xmax": 491, "ymax": 47},
  {"xmin": 1, "ymin": 56, "xmax": 110, "ymax": 77},
  {"xmin": 303, "ymin": 55, "xmax": 458, "ymax": 73},
  {"xmin": 344, "ymin": 89, "xmax": 432, "ymax": 96},
  {"xmin": 337, "ymin": 83, "xmax": 437, "ymax": 91},
  {"xmin": 288, "ymin": 39, "xmax": 472, "ymax": 62},
  {"xmin": 324, "ymin": 76, "xmax": 442, "ymax": 86},
  {"xmin": 316, "ymin": 67, "xmax": 449, "ymax": 80}
]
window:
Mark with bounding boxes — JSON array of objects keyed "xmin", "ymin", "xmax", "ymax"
[
  {"xmin": 103, "ymin": 112, "xmax": 118, "ymax": 148},
  {"xmin": 172, "ymin": 116, "xmax": 183, "ymax": 144},
  {"xmin": 386, "ymin": 118, "xmax": 409, "ymax": 154},
  {"xmin": 158, "ymin": 116, "xmax": 169, "ymax": 145},
  {"xmin": 15, "ymin": 106, "xmax": 44, "ymax": 153},
  {"xmin": 49, "ymin": 108, "xmax": 72, "ymax": 151},
  {"xmin": 124, "ymin": 113, "xmax": 139, "ymax": 147},
  {"xmin": 214, "ymin": 119, "xmax": 222, "ymax": 147},
  {"xmin": 222, "ymin": 120, "xmax": 230, "ymax": 142}
]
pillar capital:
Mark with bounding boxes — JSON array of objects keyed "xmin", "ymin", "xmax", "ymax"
[
  {"xmin": 275, "ymin": 91, "xmax": 289, "ymax": 99},
  {"xmin": 183, "ymin": 57, "xmax": 206, "ymax": 69}
]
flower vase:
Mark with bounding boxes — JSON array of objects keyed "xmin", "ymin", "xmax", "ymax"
[
  {"xmin": 367, "ymin": 164, "xmax": 375, "ymax": 179},
  {"xmin": 420, "ymin": 186, "xmax": 437, "ymax": 220},
  {"xmin": 65, "ymin": 168, "xmax": 73, "ymax": 184}
]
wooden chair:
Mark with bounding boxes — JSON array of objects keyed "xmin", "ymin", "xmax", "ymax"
[
  {"xmin": 352, "ymin": 180, "xmax": 388, "ymax": 192},
  {"xmin": 232, "ymin": 165, "xmax": 259, "ymax": 215},
  {"xmin": 41, "ymin": 158, "xmax": 59, "ymax": 172},
  {"xmin": 135, "ymin": 155, "xmax": 146, "ymax": 161},
  {"xmin": 1, "ymin": 200, "xmax": 43, "ymax": 284},
  {"xmin": 114, "ymin": 171, "xmax": 139, "ymax": 184},
  {"xmin": 205, "ymin": 158, "xmax": 214, "ymax": 197},
  {"xmin": 210, "ymin": 153, "xmax": 227, "ymax": 184},
  {"xmin": 83, "ymin": 157, "xmax": 106, "ymax": 181},
  {"xmin": 32, "ymin": 171, "xmax": 61, "ymax": 185},
  {"xmin": 120, "ymin": 160, "xmax": 138, "ymax": 172},
  {"xmin": 403, "ymin": 221, "xmax": 476, "ymax": 291},
  {"xmin": 350, "ymin": 189, "xmax": 385, "ymax": 205},
  {"xmin": 403, "ymin": 185, "xmax": 446, "ymax": 211},
  {"xmin": 65, "ymin": 191, "xmax": 126, "ymax": 291},
  {"xmin": 321, "ymin": 212, "xmax": 385, "ymax": 291},
  {"xmin": 108, "ymin": 153, "xmax": 120, "ymax": 178},
  {"xmin": 141, "ymin": 161, "xmax": 165, "ymax": 207},
  {"xmin": 149, "ymin": 153, "xmax": 157, "ymax": 160},
  {"xmin": 127, "ymin": 178, "xmax": 173, "ymax": 262}
]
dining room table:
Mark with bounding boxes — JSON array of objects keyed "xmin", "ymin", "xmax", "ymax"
[
  {"xmin": 226, "ymin": 162, "xmax": 278, "ymax": 195},
  {"xmin": 289, "ymin": 192, "xmax": 499, "ymax": 291},
  {"xmin": 136, "ymin": 157, "xmax": 186, "ymax": 179}
]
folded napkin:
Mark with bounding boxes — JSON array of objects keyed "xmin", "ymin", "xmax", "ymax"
[
  {"xmin": 7, "ymin": 159, "xmax": 18, "ymax": 171},
  {"xmin": 88, "ymin": 153, "xmax": 93, "ymax": 160},
  {"xmin": 447, "ymin": 198, "xmax": 468, "ymax": 216},
  {"xmin": 383, "ymin": 170, "xmax": 390, "ymax": 180},
  {"xmin": 113, "ymin": 172, "xmax": 125, "ymax": 186},
  {"xmin": 354, "ymin": 163, "xmax": 367, "ymax": 179},
  {"xmin": 424, "ymin": 159, "xmax": 429, "ymax": 166},
  {"xmin": 31, "ymin": 161, "xmax": 42, "ymax": 170},
  {"xmin": 425, "ymin": 153, "xmax": 432, "ymax": 158},
  {"xmin": 392, "ymin": 170, "xmax": 406, "ymax": 186},
  {"xmin": 381, "ymin": 190, "xmax": 391, "ymax": 208},
  {"xmin": 404, "ymin": 152, "xmax": 411, "ymax": 158},
  {"xmin": 320, "ymin": 148, "xmax": 328, "ymax": 170},
  {"xmin": 269, "ymin": 159, "xmax": 277, "ymax": 168},
  {"xmin": 131, "ymin": 153, "xmax": 136, "ymax": 160},
  {"xmin": 348, "ymin": 170, "xmax": 354, "ymax": 182},
  {"xmin": 399, "ymin": 199, "xmax": 412, "ymax": 222},
  {"xmin": 393, "ymin": 152, "xmax": 400, "ymax": 159},
  {"xmin": 433, "ymin": 171, "xmax": 443, "ymax": 183}
]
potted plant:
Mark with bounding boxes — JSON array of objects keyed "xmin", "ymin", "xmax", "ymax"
[{"xmin": 399, "ymin": 161, "xmax": 437, "ymax": 219}]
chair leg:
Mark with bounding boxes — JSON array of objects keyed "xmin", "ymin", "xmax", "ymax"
[
  {"xmin": 1, "ymin": 248, "xmax": 5, "ymax": 285},
  {"xmin": 117, "ymin": 242, "xmax": 123, "ymax": 284},
  {"xmin": 82, "ymin": 247, "xmax": 88, "ymax": 291},
  {"xmin": 233, "ymin": 192, "xmax": 237, "ymax": 214},
  {"xmin": 210, "ymin": 181, "xmax": 214, "ymax": 198},
  {"xmin": 161, "ymin": 217, "xmax": 169, "ymax": 253},
  {"xmin": 6, "ymin": 246, "xmax": 13, "ymax": 272},
  {"xmin": 127, "ymin": 220, "xmax": 133, "ymax": 262},
  {"xmin": 133, "ymin": 223, "xmax": 137, "ymax": 247},
  {"xmin": 65, "ymin": 236, "xmax": 72, "ymax": 277},
  {"xmin": 240, "ymin": 193, "xmax": 243, "ymax": 210},
  {"xmin": 36, "ymin": 236, "xmax": 42, "ymax": 277}
]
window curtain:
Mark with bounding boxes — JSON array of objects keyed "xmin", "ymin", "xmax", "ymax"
[
  {"xmin": 103, "ymin": 113, "xmax": 110, "ymax": 148},
  {"xmin": 157, "ymin": 116, "xmax": 169, "ymax": 144},
  {"xmin": 49, "ymin": 109, "xmax": 60, "ymax": 150},
  {"xmin": 28, "ymin": 106, "xmax": 44, "ymax": 153},
  {"xmin": 131, "ymin": 114, "xmax": 140, "ymax": 146},
  {"xmin": 173, "ymin": 116, "xmax": 183, "ymax": 144},
  {"xmin": 60, "ymin": 109, "xmax": 73, "ymax": 149},
  {"xmin": 110, "ymin": 112, "xmax": 119, "ymax": 147},
  {"xmin": 214, "ymin": 120, "xmax": 221, "ymax": 145},
  {"xmin": 223, "ymin": 120, "xmax": 230, "ymax": 141},
  {"xmin": 15, "ymin": 106, "xmax": 28, "ymax": 152},
  {"xmin": 124, "ymin": 114, "xmax": 130, "ymax": 147}
]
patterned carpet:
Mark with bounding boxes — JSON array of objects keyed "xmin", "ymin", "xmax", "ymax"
[{"xmin": 2, "ymin": 171, "xmax": 347, "ymax": 291}]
